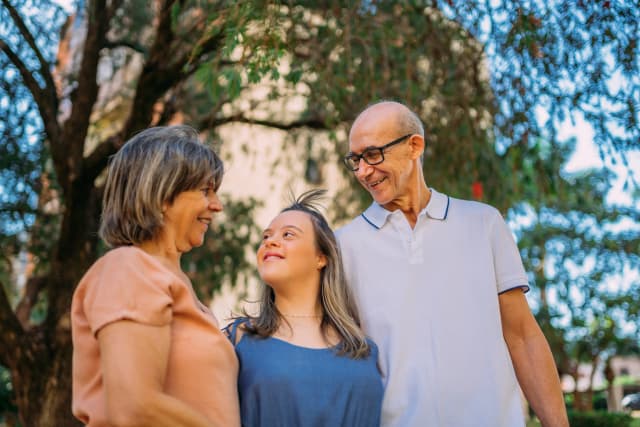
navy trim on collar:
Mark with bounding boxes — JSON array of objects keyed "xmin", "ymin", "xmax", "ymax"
[
  {"xmin": 360, "ymin": 203, "xmax": 392, "ymax": 229},
  {"xmin": 360, "ymin": 213, "xmax": 380, "ymax": 230},
  {"xmin": 359, "ymin": 188, "xmax": 450, "ymax": 229},
  {"xmin": 424, "ymin": 189, "xmax": 449, "ymax": 220}
]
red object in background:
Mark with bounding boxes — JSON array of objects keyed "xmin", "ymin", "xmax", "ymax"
[{"xmin": 472, "ymin": 181, "xmax": 484, "ymax": 200}]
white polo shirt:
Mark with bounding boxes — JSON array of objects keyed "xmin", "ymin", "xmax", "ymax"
[{"xmin": 336, "ymin": 188, "xmax": 529, "ymax": 427}]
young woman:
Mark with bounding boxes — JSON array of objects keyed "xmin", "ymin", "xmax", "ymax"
[
  {"xmin": 71, "ymin": 126, "xmax": 239, "ymax": 427},
  {"xmin": 226, "ymin": 189, "xmax": 383, "ymax": 427}
]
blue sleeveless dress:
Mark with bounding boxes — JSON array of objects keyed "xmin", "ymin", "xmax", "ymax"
[{"xmin": 226, "ymin": 319, "xmax": 383, "ymax": 427}]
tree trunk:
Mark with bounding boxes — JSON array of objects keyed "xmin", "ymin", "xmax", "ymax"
[
  {"xmin": 9, "ymin": 183, "xmax": 100, "ymax": 426},
  {"xmin": 11, "ymin": 334, "xmax": 47, "ymax": 427},
  {"xmin": 12, "ymin": 334, "xmax": 81, "ymax": 427},
  {"xmin": 573, "ymin": 388, "xmax": 594, "ymax": 412},
  {"xmin": 604, "ymin": 358, "xmax": 616, "ymax": 412},
  {"xmin": 37, "ymin": 334, "xmax": 80, "ymax": 427}
]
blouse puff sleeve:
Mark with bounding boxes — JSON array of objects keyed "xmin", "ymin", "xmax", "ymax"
[{"xmin": 79, "ymin": 246, "xmax": 174, "ymax": 337}]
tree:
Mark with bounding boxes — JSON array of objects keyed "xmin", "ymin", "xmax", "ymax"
[
  {"xmin": 447, "ymin": 1, "xmax": 640, "ymax": 159},
  {"xmin": 0, "ymin": 0, "xmax": 287, "ymax": 425},
  {"xmin": 1, "ymin": 0, "xmax": 639, "ymax": 425},
  {"xmin": 509, "ymin": 137, "xmax": 640, "ymax": 412}
]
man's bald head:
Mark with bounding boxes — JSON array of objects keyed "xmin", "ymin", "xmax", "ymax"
[
  {"xmin": 350, "ymin": 101, "xmax": 424, "ymax": 141},
  {"xmin": 346, "ymin": 100, "xmax": 429, "ymax": 213}
]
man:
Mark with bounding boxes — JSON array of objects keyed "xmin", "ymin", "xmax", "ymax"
[{"xmin": 336, "ymin": 101, "xmax": 569, "ymax": 427}]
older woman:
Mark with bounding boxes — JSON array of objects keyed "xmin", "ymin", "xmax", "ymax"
[
  {"xmin": 71, "ymin": 126, "xmax": 239, "ymax": 427},
  {"xmin": 226, "ymin": 190, "xmax": 383, "ymax": 427}
]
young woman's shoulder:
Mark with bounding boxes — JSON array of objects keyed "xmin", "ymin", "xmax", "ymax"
[
  {"xmin": 222, "ymin": 317, "xmax": 252, "ymax": 345},
  {"xmin": 365, "ymin": 337, "xmax": 380, "ymax": 356}
]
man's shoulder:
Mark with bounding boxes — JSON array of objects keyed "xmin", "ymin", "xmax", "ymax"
[
  {"xmin": 335, "ymin": 213, "xmax": 369, "ymax": 239},
  {"xmin": 446, "ymin": 195, "xmax": 502, "ymax": 220}
]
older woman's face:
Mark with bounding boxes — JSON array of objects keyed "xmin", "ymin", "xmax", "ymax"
[
  {"xmin": 162, "ymin": 184, "xmax": 223, "ymax": 253},
  {"xmin": 257, "ymin": 210, "xmax": 326, "ymax": 288}
]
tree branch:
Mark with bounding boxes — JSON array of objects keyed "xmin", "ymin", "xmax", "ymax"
[
  {"xmin": 105, "ymin": 0, "xmax": 124, "ymax": 22},
  {"xmin": 103, "ymin": 39, "xmax": 147, "ymax": 55},
  {"xmin": 59, "ymin": 0, "xmax": 109, "ymax": 193},
  {"xmin": 198, "ymin": 113, "xmax": 328, "ymax": 131},
  {"xmin": 0, "ymin": 39, "xmax": 61, "ymax": 145},
  {"xmin": 82, "ymin": 133, "xmax": 123, "ymax": 184},
  {"xmin": 121, "ymin": 0, "xmax": 185, "ymax": 138},
  {"xmin": 181, "ymin": 29, "xmax": 226, "ymax": 77},
  {"xmin": 155, "ymin": 92, "xmax": 180, "ymax": 126},
  {"xmin": 0, "ymin": 281, "xmax": 24, "ymax": 367},
  {"xmin": 15, "ymin": 276, "xmax": 46, "ymax": 329},
  {"xmin": 1, "ymin": 0, "xmax": 59, "ymax": 114}
]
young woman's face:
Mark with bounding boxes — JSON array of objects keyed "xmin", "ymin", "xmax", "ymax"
[{"xmin": 257, "ymin": 210, "xmax": 326, "ymax": 288}]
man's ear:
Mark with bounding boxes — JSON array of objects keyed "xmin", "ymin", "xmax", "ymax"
[{"xmin": 409, "ymin": 135, "xmax": 425, "ymax": 160}]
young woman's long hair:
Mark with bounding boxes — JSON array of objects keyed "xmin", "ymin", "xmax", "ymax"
[{"xmin": 243, "ymin": 189, "xmax": 370, "ymax": 359}]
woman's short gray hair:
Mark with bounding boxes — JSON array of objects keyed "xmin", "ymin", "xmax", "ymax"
[{"xmin": 99, "ymin": 125, "xmax": 224, "ymax": 247}]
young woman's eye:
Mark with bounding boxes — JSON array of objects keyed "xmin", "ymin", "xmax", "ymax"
[{"xmin": 283, "ymin": 231, "xmax": 294, "ymax": 238}]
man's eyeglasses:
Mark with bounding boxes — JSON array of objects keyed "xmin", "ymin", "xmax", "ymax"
[{"xmin": 343, "ymin": 134, "xmax": 413, "ymax": 171}]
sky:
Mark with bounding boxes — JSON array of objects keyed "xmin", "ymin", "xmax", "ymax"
[
  {"xmin": 55, "ymin": 0, "xmax": 72, "ymax": 11},
  {"xmin": 561, "ymin": 114, "xmax": 639, "ymax": 207}
]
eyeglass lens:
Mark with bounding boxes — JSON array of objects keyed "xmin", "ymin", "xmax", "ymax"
[{"xmin": 345, "ymin": 150, "xmax": 383, "ymax": 169}]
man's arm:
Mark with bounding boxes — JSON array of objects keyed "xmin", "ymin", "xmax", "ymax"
[{"xmin": 499, "ymin": 289, "xmax": 569, "ymax": 427}]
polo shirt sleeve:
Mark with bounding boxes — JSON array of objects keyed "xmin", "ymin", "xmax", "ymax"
[
  {"xmin": 80, "ymin": 248, "xmax": 173, "ymax": 336},
  {"xmin": 489, "ymin": 210, "xmax": 530, "ymax": 294}
]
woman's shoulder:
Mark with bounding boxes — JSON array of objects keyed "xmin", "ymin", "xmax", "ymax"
[
  {"xmin": 364, "ymin": 337, "xmax": 380, "ymax": 358},
  {"xmin": 73, "ymin": 247, "xmax": 175, "ymax": 334},
  {"xmin": 97, "ymin": 246, "xmax": 179, "ymax": 280},
  {"xmin": 100, "ymin": 245, "xmax": 158, "ymax": 267},
  {"xmin": 222, "ymin": 317, "xmax": 253, "ymax": 345},
  {"xmin": 77, "ymin": 246, "xmax": 176, "ymax": 299},
  {"xmin": 365, "ymin": 337, "xmax": 378, "ymax": 348}
]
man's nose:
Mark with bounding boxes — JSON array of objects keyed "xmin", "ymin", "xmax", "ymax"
[{"xmin": 355, "ymin": 158, "xmax": 373, "ymax": 178}]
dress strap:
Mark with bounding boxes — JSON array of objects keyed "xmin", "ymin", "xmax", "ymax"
[{"xmin": 222, "ymin": 317, "xmax": 246, "ymax": 346}]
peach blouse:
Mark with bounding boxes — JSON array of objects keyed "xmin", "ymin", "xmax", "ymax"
[{"xmin": 71, "ymin": 246, "xmax": 239, "ymax": 426}]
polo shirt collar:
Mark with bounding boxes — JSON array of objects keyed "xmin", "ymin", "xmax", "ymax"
[
  {"xmin": 360, "ymin": 188, "xmax": 450, "ymax": 229},
  {"xmin": 423, "ymin": 188, "xmax": 450, "ymax": 220}
]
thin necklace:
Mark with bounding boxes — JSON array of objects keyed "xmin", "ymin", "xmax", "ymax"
[{"xmin": 281, "ymin": 313, "xmax": 323, "ymax": 318}]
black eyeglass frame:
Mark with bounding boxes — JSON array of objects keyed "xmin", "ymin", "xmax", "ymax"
[{"xmin": 343, "ymin": 133, "xmax": 413, "ymax": 171}]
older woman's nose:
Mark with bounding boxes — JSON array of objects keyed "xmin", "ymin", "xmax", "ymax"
[{"xmin": 208, "ymin": 192, "xmax": 223, "ymax": 211}]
